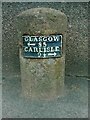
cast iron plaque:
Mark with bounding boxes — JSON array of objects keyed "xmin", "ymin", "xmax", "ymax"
[{"xmin": 22, "ymin": 34, "xmax": 63, "ymax": 58}]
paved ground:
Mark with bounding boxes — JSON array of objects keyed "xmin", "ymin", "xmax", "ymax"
[
  {"xmin": 2, "ymin": 74, "xmax": 88, "ymax": 118},
  {"xmin": 0, "ymin": 84, "xmax": 2, "ymax": 120}
]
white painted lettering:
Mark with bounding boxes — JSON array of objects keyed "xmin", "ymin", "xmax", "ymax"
[
  {"xmin": 43, "ymin": 37, "xmax": 48, "ymax": 42},
  {"xmin": 43, "ymin": 42, "xmax": 47, "ymax": 47},
  {"xmin": 39, "ymin": 47, "xmax": 43, "ymax": 52},
  {"xmin": 43, "ymin": 47, "xmax": 46, "ymax": 52},
  {"xmin": 50, "ymin": 47, "xmax": 54, "ymax": 52},
  {"xmin": 38, "ymin": 42, "xmax": 42, "ymax": 47},
  {"xmin": 34, "ymin": 37, "xmax": 38, "ymax": 42},
  {"xmin": 33, "ymin": 47, "xmax": 38, "ymax": 52},
  {"xmin": 38, "ymin": 36, "xmax": 43, "ymax": 42},
  {"xmin": 55, "ymin": 46, "xmax": 60, "ymax": 51},
  {"xmin": 24, "ymin": 36, "xmax": 31, "ymax": 42},
  {"xmin": 46, "ymin": 47, "xmax": 50, "ymax": 52},
  {"xmin": 28, "ymin": 47, "xmax": 33, "ymax": 52},
  {"xmin": 53, "ymin": 36, "xmax": 59, "ymax": 41},
  {"xmin": 48, "ymin": 36, "xmax": 53, "ymax": 42},
  {"xmin": 24, "ymin": 47, "xmax": 28, "ymax": 52},
  {"xmin": 38, "ymin": 52, "xmax": 41, "ymax": 57}
]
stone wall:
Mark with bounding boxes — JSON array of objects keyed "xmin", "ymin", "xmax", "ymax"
[{"xmin": 2, "ymin": 2, "xmax": 88, "ymax": 77}]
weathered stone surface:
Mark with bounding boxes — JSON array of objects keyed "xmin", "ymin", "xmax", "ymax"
[{"xmin": 17, "ymin": 8, "xmax": 67, "ymax": 99}]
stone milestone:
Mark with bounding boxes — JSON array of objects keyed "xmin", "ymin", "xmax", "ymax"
[{"xmin": 17, "ymin": 8, "xmax": 67, "ymax": 99}]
